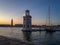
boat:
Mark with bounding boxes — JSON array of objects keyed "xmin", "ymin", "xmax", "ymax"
[
  {"xmin": 45, "ymin": 26, "xmax": 56, "ymax": 32},
  {"xmin": 45, "ymin": 5, "xmax": 56, "ymax": 32}
]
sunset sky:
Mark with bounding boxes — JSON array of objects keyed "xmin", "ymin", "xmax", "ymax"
[{"xmin": 0, "ymin": 0, "xmax": 60, "ymax": 25}]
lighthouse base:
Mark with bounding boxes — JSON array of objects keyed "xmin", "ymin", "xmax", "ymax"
[{"xmin": 22, "ymin": 28, "xmax": 32, "ymax": 32}]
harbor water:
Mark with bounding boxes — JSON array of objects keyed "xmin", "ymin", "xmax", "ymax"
[{"xmin": 0, "ymin": 27, "xmax": 60, "ymax": 45}]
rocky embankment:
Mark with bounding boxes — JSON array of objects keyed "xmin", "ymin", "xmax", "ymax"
[{"xmin": 0, "ymin": 36, "xmax": 34, "ymax": 45}]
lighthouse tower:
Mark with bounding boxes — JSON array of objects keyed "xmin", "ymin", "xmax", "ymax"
[
  {"xmin": 11, "ymin": 19, "xmax": 13, "ymax": 27},
  {"xmin": 23, "ymin": 10, "xmax": 32, "ymax": 30}
]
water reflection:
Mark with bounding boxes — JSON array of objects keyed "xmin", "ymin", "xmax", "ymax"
[
  {"xmin": 31, "ymin": 31, "xmax": 57, "ymax": 45},
  {"xmin": 0, "ymin": 27, "xmax": 60, "ymax": 45},
  {"xmin": 22, "ymin": 31, "xmax": 32, "ymax": 41},
  {"xmin": 44, "ymin": 32, "xmax": 57, "ymax": 45}
]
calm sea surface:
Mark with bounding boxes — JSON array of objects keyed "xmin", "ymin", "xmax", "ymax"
[{"xmin": 0, "ymin": 27, "xmax": 60, "ymax": 45}]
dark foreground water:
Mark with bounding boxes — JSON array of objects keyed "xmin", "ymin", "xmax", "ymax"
[{"xmin": 0, "ymin": 27, "xmax": 60, "ymax": 45}]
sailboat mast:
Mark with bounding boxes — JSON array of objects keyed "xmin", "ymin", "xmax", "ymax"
[{"xmin": 48, "ymin": 5, "xmax": 50, "ymax": 26}]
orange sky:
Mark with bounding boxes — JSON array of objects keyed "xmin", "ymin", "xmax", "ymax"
[{"xmin": 0, "ymin": 18, "xmax": 45, "ymax": 25}]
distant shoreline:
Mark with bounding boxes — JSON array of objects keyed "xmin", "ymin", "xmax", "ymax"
[{"xmin": 1, "ymin": 26, "xmax": 22, "ymax": 27}]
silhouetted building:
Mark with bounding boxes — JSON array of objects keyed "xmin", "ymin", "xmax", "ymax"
[
  {"xmin": 23, "ymin": 10, "xmax": 32, "ymax": 30},
  {"xmin": 11, "ymin": 19, "xmax": 13, "ymax": 27},
  {"xmin": 0, "ymin": 24, "xmax": 10, "ymax": 27},
  {"xmin": 15, "ymin": 24, "xmax": 23, "ymax": 27}
]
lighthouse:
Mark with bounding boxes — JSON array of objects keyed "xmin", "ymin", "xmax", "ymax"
[
  {"xmin": 23, "ymin": 10, "xmax": 32, "ymax": 30},
  {"xmin": 11, "ymin": 19, "xmax": 13, "ymax": 27}
]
